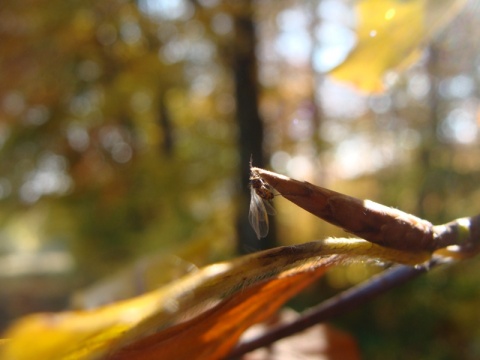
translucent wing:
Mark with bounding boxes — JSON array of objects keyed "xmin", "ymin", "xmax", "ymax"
[
  {"xmin": 263, "ymin": 198, "xmax": 276, "ymax": 215},
  {"xmin": 248, "ymin": 189, "xmax": 269, "ymax": 239}
]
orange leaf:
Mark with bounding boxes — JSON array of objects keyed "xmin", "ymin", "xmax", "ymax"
[
  {"xmin": 1, "ymin": 245, "xmax": 347, "ymax": 360},
  {"xmin": 108, "ymin": 256, "xmax": 337, "ymax": 360}
]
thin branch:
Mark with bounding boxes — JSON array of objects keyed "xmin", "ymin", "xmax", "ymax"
[
  {"xmin": 254, "ymin": 167, "xmax": 480, "ymax": 257},
  {"xmin": 227, "ymin": 256, "xmax": 451, "ymax": 358}
]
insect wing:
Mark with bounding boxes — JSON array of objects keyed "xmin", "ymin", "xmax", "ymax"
[
  {"xmin": 262, "ymin": 198, "xmax": 275, "ymax": 215},
  {"xmin": 248, "ymin": 189, "xmax": 269, "ymax": 239}
]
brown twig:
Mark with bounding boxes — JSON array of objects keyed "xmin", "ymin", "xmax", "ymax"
[
  {"xmin": 253, "ymin": 167, "xmax": 480, "ymax": 256},
  {"xmin": 227, "ymin": 256, "xmax": 450, "ymax": 358}
]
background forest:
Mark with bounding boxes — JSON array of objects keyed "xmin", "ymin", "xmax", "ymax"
[{"xmin": 1, "ymin": 0, "xmax": 480, "ymax": 358}]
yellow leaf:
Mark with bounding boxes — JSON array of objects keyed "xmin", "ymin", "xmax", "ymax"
[
  {"xmin": 0, "ymin": 245, "xmax": 347, "ymax": 360},
  {"xmin": 109, "ymin": 258, "xmax": 334, "ymax": 360},
  {"xmin": 330, "ymin": 0, "xmax": 468, "ymax": 93}
]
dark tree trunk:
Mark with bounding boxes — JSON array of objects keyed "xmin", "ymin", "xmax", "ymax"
[
  {"xmin": 233, "ymin": 2, "xmax": 276, "ymax": 253},
  {"xmin": 158, "ymin": 90, "xmax": 174, "ymax": 157}
]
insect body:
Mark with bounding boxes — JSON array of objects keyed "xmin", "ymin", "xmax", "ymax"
[{"xmin": 249, "ymin": 167, "xmax": 275, "ymax": 239}]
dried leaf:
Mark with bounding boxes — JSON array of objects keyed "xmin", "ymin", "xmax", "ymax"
[
  {"xmin": 0, "ymin": 245, "xmax": 349, "ymax": 360},
  {"xmin": 1, "ymin": 234, "xmax": 430, "ymax": 360},
  {"xmin": 109, "ymin": 256, "xmax": 337, "ymax": 360}
]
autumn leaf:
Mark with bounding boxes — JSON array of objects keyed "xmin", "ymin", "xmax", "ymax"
[
  {"xmin": 0, "ymin": 238, "xmax": 429, "ymax": 359},
  {"xmin": 107, "ymin": 256, "xmax": 339, "ymax": 360},
  {"xmin": 1, "ymin": 246, "xmax": 356, "ymax": 360},
  {"xmin": 330, "ymin": 0, "xmax": 468, "ymax": 92},
  {"xmin": 0, "ymin": 245, "xmax": 453, "ymax": 360}
]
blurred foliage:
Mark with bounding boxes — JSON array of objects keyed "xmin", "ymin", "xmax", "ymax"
[
  {"xmin": 1, "ymin": 0, "xmax": 480, "ymax": 358},
  {"xmin": 0, "ymin": 0, "xmax": 239, "ymax": 277}
]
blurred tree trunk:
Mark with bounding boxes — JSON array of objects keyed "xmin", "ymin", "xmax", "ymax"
[
  {"xmin": 417, "ymin": 43, "xmax": 448, "ymax": 221},
  {"xmin": 233, "ymin": 1, "xmax": 276, "ymax": 253},
  {"xmin": 158, "ymin": 89, "xmax": 174, "ymax": 157},
  {"xmin": 417, "ymin": 45, "xmax": 439, "ymax": 218}
]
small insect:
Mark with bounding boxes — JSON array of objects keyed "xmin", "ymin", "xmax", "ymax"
[{"xmin": 249, "ymin": 162, "xmax": 275, "ymax": 239}]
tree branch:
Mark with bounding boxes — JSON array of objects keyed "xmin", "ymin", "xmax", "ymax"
[{"xmin": 227, "ymin": 256, "xmax": 451, "ymax": 358}]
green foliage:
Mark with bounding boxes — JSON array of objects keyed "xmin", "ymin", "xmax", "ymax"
[{"xmin": 0, "ymin": 0, "xmax": 238, "ymax": 278}]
